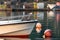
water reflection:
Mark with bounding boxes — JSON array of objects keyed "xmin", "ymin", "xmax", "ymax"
[
  {"xmin": 47, "ymin": 11, "xmax": 60, "ymax": 38},
  {"xmin": 37, "ymin": 12, "xmax": 44, "ymax": 20},
  {"xmin": 30, "ymin": 11, "xmax": 60, "ymax": 38},
  {"xmin": 0, "ymin": 11, "xmax": 35, "ymax": 21},
  {"xmin": 53, "ymin": 11, "xmax": 60, "ymax": 38},
  {"xmin": 47, "ymin": 11, "xmax": 55, "ymax": 19}
]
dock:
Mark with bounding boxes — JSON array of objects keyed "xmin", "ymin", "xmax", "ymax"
[{"xmin": 0, "ymin": 9, "xmax": 60, "ymax": 11}]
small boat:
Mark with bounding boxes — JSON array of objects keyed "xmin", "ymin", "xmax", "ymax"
[{"xmin": 0, "ymin": 12, "xmax": 38, "ymax": 38}]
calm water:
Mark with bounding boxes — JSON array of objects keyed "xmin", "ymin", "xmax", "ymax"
[
  {"xmin": 0, "ymin": 11, "xmax": 60, "ymax": 40},
  {"xmin": 30, "ymin": 11, "xmax": 60, "ymax": 38}
]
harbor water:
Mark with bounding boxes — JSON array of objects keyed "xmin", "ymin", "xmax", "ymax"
[{"xmin": 0, "ymin": 11, "xmax": 60, "ymax": 40}]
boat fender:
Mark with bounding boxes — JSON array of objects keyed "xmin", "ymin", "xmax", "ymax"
[{"xmin": 36, "ymin": 23, "xmax": 42, "ymax": 33}]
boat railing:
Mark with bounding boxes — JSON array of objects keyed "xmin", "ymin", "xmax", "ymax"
[{"xmin": 0, "ymin": 15, "xmax": 31, "ymax": 21}]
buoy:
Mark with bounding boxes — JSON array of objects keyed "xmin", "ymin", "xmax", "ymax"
[
  {"xmin": 36, "ymin": 23, "xmax": 42, "ymax": 33},
  {"xmin": 44, "ymin": 29, "xmax": 52, "ymax": 38}
]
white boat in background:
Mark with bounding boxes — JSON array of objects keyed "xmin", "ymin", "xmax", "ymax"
[{"xmin": 47, "ymin": 4, "xmax": 56, "ymax": 9}]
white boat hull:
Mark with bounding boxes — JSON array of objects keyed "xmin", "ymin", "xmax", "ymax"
[{"xmin": 0, "ymin": 23, "xmax": 36, "ymax": 35}]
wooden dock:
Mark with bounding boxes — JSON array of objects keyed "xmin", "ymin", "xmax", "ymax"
[{"xmin": 0, "ymin": 8, "xmax": 60, "ymax": 11}]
